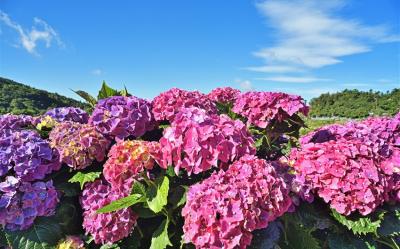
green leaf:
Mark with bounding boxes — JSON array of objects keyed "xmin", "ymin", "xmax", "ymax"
[
  {"xmin": 331, "ymin": 209, "xmax": 382, "ymax": 235},
  {"xmin": 131, "ymin": 206, "xmax": 157, "ymax": 218},
  {"xmin": 168, "ymin": 185, "xmax": 188, "ymax": 209},
  {"xmin": 4, "ymin": 217, "xmax": 63, "ymax": 249},
  {"xmin": 68, "ymin": 171, "xmax": 102, "ymax": 190},
  {"xmin": 150, "ymin": 219, "xmax": 172, "ymax": 249},
  {"xmin": 98, "ymin": 81, "xmax": 119, "ymax": 99},
  {"xmin": 132, "ymin": 181, "xmax": 147, "ymax": 196},
  {"xmin": 328, "ymin": 233, "xmax": 377, "ymax": 249},
  {"xmin": 279, "ymin": 219, "xmax": 320, "ymax": 249},
  {"xmin": 100, "ymin": 244, "xmax": 121, "ymax": 249},
  {"xmin": 147, "ymin": 176, "xmax": 170, "ymax": 213},
  {"xmin": 72, "ymin": 89, "xmax": 97, "ymax": 106},
  {"xmin": 120, "ymin": 85, "xmax": 130, "ymax": 97},
  {"xmin": 378, "ymin": 210, "xmax": 400, "ymax": 237},
  {"xmin": 97, "ymin": 194, "xmax": 144, "ymax": 213},
  {"xmin": 166, "ymin": 166, "xmax": 176, "ymax": 177}
]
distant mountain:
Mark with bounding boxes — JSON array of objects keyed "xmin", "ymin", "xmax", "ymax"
[
  {"xmin": 309, "ymin": 88, "xmax": 400, "ymax": 118},
  {"xmin": 0, "ymin": 77, "xmax": 87, "ymax": 115}
]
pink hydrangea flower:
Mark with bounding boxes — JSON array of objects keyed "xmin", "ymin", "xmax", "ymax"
[
  {"xmin": 103, "ymin": 140, "xmax": 155, "ymax": 192},
  {"xmin": 157, "ymin": 107, "xmax": 255, "ymax": 175},
  {"xmin": 152, "ymin": 88, "xmax": 217, "ymax": 122},
  {"xmin": 80, "ymin": 179, "xmax": 137, "ymax": 245},
  {"xmin": 207, "ymin": 87, "xmax": 241, "ymax": 105},
  {"xmin": 232, "ymin": 91, "xmax": 309, "ymax": 128},
  {"xmin": 182, "ymin": 155, "xmax": 292, "ymax": 249},
  {"xmin": 49, "ymin": 122, "xmax": 111, "ymax": 170}
]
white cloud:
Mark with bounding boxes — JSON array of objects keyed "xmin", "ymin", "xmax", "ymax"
[
  {"xmin": 244, "ymin": 65, "xmax": 302, "ymax": 73},
  {"xmin": 257, "ymin": 76, "xmax": 331, "ymax": 83},
  {"xmin": 91, "ymin": 69, "xmax": 103, "ymax": 76},
  {"xmin": 235, "ymin": 79, "xmax": 253, "ymax": 91},
  {"xmin": 249, "ymin": 0, "xmax": 400, "ymax": 72},
  {"xmin": 0, "ymin": 10, "xmax": 63, "ymax": 55}
]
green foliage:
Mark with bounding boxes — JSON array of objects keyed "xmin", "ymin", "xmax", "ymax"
[
  {"xmin": 98, "ymin": 81, "xmax": 120, "ymax": 100},
  {"xmin": 309, "ymin": 88, "xmax": 400, "ymax": 118},
  {"xmin": 150, "ymin": 219, "xmax": 172, "ymax": 249},
  {"xmin": 4, "ymin": 217, "xmax": 63, "ymax": 249},
  {"xmin": 96, "ymin": 194, "xmax": 145, "ymax": 214},
  {"xmin": 72, "ymin": 90, "xmax": 97, "ymax": 107},
  {"xmin": 68, "ymin": 171, "xmax": 102, "ymax": 189},
  {"xmin": 328, "ymin": 233, "xmax": 377, "ymax": 249},
  {"xmin": 147, "ymin": 176, "xmax": 170, "ymax": 213},
  {"xmin": 280, "ymin": 215, "xmax": 321, "ymax": 249},
  {"xmin": 378, "ymin": 208, "xmax": 400, "ymax": 237},
  {"xmin": 0, "ymin": 77, "xmax": 87, "ymax": 115},
  {"xmin": 331, "ymin": 209, "xmax": 383, "ymax": 235}
]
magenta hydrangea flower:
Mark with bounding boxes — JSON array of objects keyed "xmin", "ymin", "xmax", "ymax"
[
  {"xmin": 89, "ymin": 96, "xmax": 155, "ymax": 140},
  {"xmin": 103, "ymin": 140, "xmax": 155, "ymax": 192},
  {"xmin": 157, "ymin": 107, "xmax": 255, "ymax": 175},
  {"xmin": 232, "ymin": 91, "xmax": 309, "ymax": 128},
  {"xmin": 207, "ymin": 87, "xmax": 241, "ymax": 105},
  {"xmin": 49, "ymin": 122, "xmax": 110, "ymax": 170},
  {"xmin": 0, "ymin": 114, "xmax": 34, "ymax": 130},
  {"xmin": 0, "ymin": 177, "xmax": 59, "ymax": 231},
  {"xmin": 182, "ymin": 155, "xmax": 292, "ymax": 249},
  {"xmin": 43, "ymin": 107, "xmax": 89, "ymax": 123},
  {"xmin": 152, "ymin": 88, "xmax": 217, "ymax": 122},
  {"xmin": 80, "ymin": 179, "xmax": 137, "ymax": 245},
  {"xmin": 0, "ymin": 129, "xmax": 60, "ymax": 181}
]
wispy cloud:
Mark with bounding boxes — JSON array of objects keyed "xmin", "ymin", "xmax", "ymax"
[
  {"xmin": 257, "ymin": 76, "xmax": 331, "ymax": 83},
  {"xmin": 249, "ymin": 0, "xmax": 400, "ymax": 73},
  {"xmin": 91, "ymin": 69, "xmax": 103, "ymax": 76},
  {"xmin": 0, "ymin": 10, "xmax": 63, "ymax": 55},
  {"xmin": 235, "ymin": 79, "xmax": 253, "ymax": 91}
]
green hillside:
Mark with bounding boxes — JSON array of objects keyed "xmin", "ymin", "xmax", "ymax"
[
  {"xmin": 0, "ymin": 77, "xmax": 87, "ymax": 115},
  {"xmin": 309, "ymin": 88, "xmax": 400, "ymax": 118}
]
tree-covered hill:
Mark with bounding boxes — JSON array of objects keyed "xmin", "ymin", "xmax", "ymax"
[
  {"xmin": 0, "ymin": 77, "xmax": 87, "ymax": 115},
  {"xmin": 309, "ymin": 88, "xmax": 400, "ymax": 118}
]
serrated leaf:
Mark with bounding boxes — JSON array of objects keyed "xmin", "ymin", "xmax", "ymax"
[
  {"xmin": 132, "ymin": 181, "xmax": 147, "ymax": 196},
  {"xmin": 4, "ymin": 217, "xmax": 63, "ymax": 249},
  {"xmin": 279, "ymin": 216, "xmax": 320, "ymax": 249},
  {"xmin": 294, "ymin": 203, "xmax": 332, "ymax": 231},
  {"xmin": 72, "ymin": 89, "xmax": 97, "ymax": 106},
  {"xmin": 166, "ymin": 166, "xmax": 176, "ymax": 177},
  {"xmin": 150, "ymin": 219, "xmax": 172, "ymax": 249},
  {"xmin": 100, "ymin": 244, "xmax": 121, "ymax": 249},
  {"xmin": 98, "ymin": 81, "xmax": 119, "ymax": 99},
  {"xmin": 68, "ymin": 171, "xmax": 102, "ymax": 190},
  {"xmin": 97, "ymin": 194, "xmax": 144, "ymax": 213},
  {"xmin": 378, "ymin": 210, "xmax": 400, "ymax": 237},
  {"xmin": 331, "ymin": 209, "xmax": 382, "ymax": 235},
  {"xmin": 327, "ymin": 233, "xmax": 377, "ymax": 249},
  {"xmin": 147, "ymin": 176, "xmax": 169, "ymax": 213}
]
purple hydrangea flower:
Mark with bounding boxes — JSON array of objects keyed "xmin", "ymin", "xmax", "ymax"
[
  {"xmin": 0, "ymin": 178, "xmax": 59, "ymax": 231},
  {"xmin": 182, "ymin": 155, "xmax": 292, "ymax": 249},
  {"xmin": 43, "ymin": 107, "xmax": 89, "ymax": 123},
  {"xmin": 89, "ymin": 96, "xmax": 155, "ymax": 140},
  {"xmin": 0, "ymin": 114, "xmax": 34, "ymax": 130}
]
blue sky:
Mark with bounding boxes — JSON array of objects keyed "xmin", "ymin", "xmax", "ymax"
[{"xmin": 0, "ymin": 0, "xmax": 399, "ymax": 101}]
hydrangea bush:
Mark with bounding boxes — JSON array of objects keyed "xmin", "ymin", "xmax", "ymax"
[{"xmin": 0, "ymin": 83, "xmax": 399, "ymax": 249}]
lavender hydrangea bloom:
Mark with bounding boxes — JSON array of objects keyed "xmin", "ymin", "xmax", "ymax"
[
  {"xmin": 232, "ymin": 91, "xmax": 309, "ymax": 128},
  {"xmin": 152, "ymin": 88, "xmax": 217, "ymax": 122},
  {"xmin": 156, "ymin": 107, "xmax": 255, "ymax": 175},
  {"xmin": 182, "ymin": 155, "xmax": 292, "ymax": 249},
  {"xmin": 80, "ymin": 179, "xmax": 137, "ymax": 244},
  {"xmin": 43, "ymin": 107, "xmax": 89, "ymax": 123},
  {"xmin": 0, "ymin": 178, "xmax": 59, "ymax": 231},
  {"xmin": 0, "ymin": 129, "xmax": 60, "ymax": 181},
  {"xmin": 0, "ymin": 114, "xmax": 34, "ymax": 130},
  {"xmin": 50, "ymin": 122, "xmax": 110, "ymax": 170},
  {"xmin": 89, "ymin": 96, "xmax": 155, "ymax": 140}
]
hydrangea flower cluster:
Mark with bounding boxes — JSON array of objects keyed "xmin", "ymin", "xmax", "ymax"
[
  {"xmin": 80, "ymin": 179, "xmax": 137, "ymax": 244},
  {"xmin": 49, "ymin": 122, "xmax": 110, "ymax": 170},
  {"xmin": 103, "ymin": 140, "xmax": 155, "ymax": 192},
  {"xmin": 156, "ymin": 107, "xmax": 255, "ymax": 175},
  {"xmin": 0, "ymin": 129, "xmax": 60, "ymax": 181},
  {"xmin": 291, "ymin": 114, "xmax": 400, "ymax": 215},
  {"xmin": 207, "ymin": 87, "xmax": 241, "ymax": 105},
  {"xmin": 43, "ymin": 107, "xmax": 89, "ymax": 123},
  {"xmin": 182, "ymin": 155, "xmax": 292, "ymax": 249},
  {"xmin": 56, "ymin": 235, "xmax": 85, "ymax": 249},
  {"xmin": 0, "ymin": 178, "xmax": 58, "ymax": 231},
  {"xmin": 232, "ymin": 92, "xmax": 309, "ymax": 128},
  {"xmin": 89, "ymin": 96, "xmax": 155, "ymax": 140},
  {"xmin": 152, "ymin": 88, "xmax": 217, "ymax": 122},
  {"xmin": 0, "ymin": 114, "xmax": 34, "ymax": 130}
]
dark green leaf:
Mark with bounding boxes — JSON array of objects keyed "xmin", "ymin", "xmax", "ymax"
[
  {"xmin": 327, "ymin": 233, "xmax": 377, "ymax": 249},
  {"xmin": 279, "ymin": 216, "xmax": 320, "ymax": 249},
  {"xmin": 331, "ymin": 209, "xmax": 382, "ymax": 235},
  {"xmin": 131, "ymin": 206, "xmax": 158, "ymax": 218},
  {"xmin": 166, "ymin": 166, "xmax": 176, "ymax": 177},
  {"xmin": 378, "ymin": 210, "xmax": 400, "ymax": 237},
  {"xmin": 132, "ymin": 181, "xmax": 147, "ymax": 196},
  {"xmin": 98, "ymin": 81, "xmax": 119, "ymax": 99},
  {"xmin": 150, "ymin": 219, "xmax": 172, "ymax": 249},
  {"xmin": 168, "ymin": 185, "xmax": 187, "ymax": 209},
  {"xmin": 97, "ymin": 194, "xmax": 144, "ymax": 213},
  {"xmin": 68, "ymin": 171, "xmax": 102, "ymax": 190},
  {"xmin": 147, "ymin": 176, "xmax": 169, "ymax": 213},
  {"xmin": 72, "ymin": 90, "xmax": 97, "ymax": 106}
]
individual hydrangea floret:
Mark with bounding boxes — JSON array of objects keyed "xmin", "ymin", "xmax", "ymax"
[
  {"xmin": 207, "ymin": 87, "xmax": 241, "ymax": 105},
  {"xmin": 157, "ymin": 107, "xmax": 255, "ymax": 175},
  {"xmin": 43, "ymin": 107, "xmax": 89, "ymax": 123},
  {"xmin": 103, "ymin": 140, "xmax": 155, "ymax": 192},
  {"xmin": 232, "ymin": 91, "xmax": 309, "ymax": 128},
  {"xmin": 0, "ymin": 129, "xmax": 60, "ymax": 180},
  {"xmin": 0, "ymin": 178, "xmax": 59, "ymax": 231},
  {"xmin": 152, "ymin": 88, "xmax": 217, "ymax": 122},
  {"xmin": 89, "ymin": 96, "xmax": 155, "ymax": 140},
  {"xmin": 80, "ymin": 179, "xmax": 137, "ymax": 245},
  {"xmin": 49, "ymin": 122, "xmax": 110, "ymax": 170},
  {"xmin": 182, "ymin": 155, "xmax": 292, "ymax": 249},
  {"xmin": 56, "ymin": 235, "xmax": 85, "ymax": 249},
  {"xmin": 0, "ymin": 114, "xmax": 34, "ymax": 130}
]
